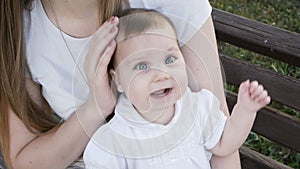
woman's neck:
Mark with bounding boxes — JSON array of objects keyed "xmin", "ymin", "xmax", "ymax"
[
  {"xmin": 49, "ymin": 0, "xmax": 99, "ymax": 18},
  {"xmin": 42, "ymin": 0, "xmax": 101, "ymax": 38}
]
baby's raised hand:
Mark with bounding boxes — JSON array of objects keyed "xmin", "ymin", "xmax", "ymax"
[{"xmin": 237, "ymin": 80, "xmax": 271, "ymax": 113}]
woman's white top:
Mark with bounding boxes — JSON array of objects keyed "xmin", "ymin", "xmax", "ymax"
[
  {"xmin": 83, "ymin": 88, "xmax": 227, "ymax": 169},
  {"xmin": 24, "ymin": 0, "xmax": 212, "ymax": 120}
]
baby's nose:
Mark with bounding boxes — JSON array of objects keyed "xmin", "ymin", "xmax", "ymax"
[{"xmin": 152, "ymin": 69, "xmax": 171, "ymax": 82}]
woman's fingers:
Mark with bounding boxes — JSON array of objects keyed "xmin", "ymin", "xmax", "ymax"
[
  {"xmin": 95, "ymin": 40, "xmax": 116, "ymax": 80},
  {"xmin": 92, "ymin": 17, "xmax": 119, "ymax": 58},
  {"xmin": 83, "ymin": 17, "xmax": 120, "ymax": 116},
  {"xmin": 85, "ymin": 16, "xmax": 119, "ymax": 76}
]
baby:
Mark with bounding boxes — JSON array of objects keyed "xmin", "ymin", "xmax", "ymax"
[{"xmin": 83, "ymin": 9, "xmax": 271, "ymax": 169}]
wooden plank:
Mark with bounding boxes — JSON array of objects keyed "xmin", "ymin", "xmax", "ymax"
[
  {"xmin": 240, "ymin": 146, "xmax": 292, "ymax": 169},
  {"xmin": 212, "ymin": 8, "xmax": 300, "ymax": 67},
  {"xmin": 220, "ymin": 53, "xmax": 300, "ymax": 111},
  {"xmin": 226, "ymin": 91, "xmax": 300, "ymax": 152}
]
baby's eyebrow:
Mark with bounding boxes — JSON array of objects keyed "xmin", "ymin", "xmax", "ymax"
[
  {"xmin": 123, "ymin": 54, "xmax": 148, "ymax": 65},
  {"xmin": 167, "ymin": 46, "xmax": 179, "ymax": 52}
]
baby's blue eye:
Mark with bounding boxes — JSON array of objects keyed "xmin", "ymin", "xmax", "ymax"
[
  {"xmin": 165, "ymin": 55, "xmax": 176, "ymax": 64},
  {"xmin": 136, "ymin": 63, "xmax": 149, "ymax": 70}
]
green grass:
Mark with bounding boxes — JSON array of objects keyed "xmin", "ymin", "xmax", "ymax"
[
  {"xmin": 244, "ymin": 132, "xmax": 300, "ymax": 169},
  {"xmin": 210, "ymin": 0, "xmax": 300, "ymax": 168},
  {"xmin": 210, "ymin": 0, "xmax": 300, "ymax": 33}
]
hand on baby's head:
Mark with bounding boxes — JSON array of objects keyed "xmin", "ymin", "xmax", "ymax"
[{"xmin": 237, "ymin": 80, "xmax": 271, "ymax": 113}]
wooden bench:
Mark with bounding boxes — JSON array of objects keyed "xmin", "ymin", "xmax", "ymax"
[{"xmin": 212, "ymin": 8, "xmax": 300, "ymax": 169}]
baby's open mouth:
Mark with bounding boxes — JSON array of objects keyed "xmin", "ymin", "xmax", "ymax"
[{"xmin": 151, "ymin": 88, "xmax": 172, "ymax": 97}]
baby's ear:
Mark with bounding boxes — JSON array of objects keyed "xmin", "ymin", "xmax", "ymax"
[{"xmin": 109, "ymin": 69, "xmax": 124, "ymax": 92}]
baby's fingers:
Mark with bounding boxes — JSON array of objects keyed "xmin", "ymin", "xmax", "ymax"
[
  {"xmin": 250, "ymin": 84, "xmax": 264, "ymax": 100},
  {"xmin": 262, "ymin": 96, "xmax": 271, "ymax": 105},
  {"xmin": 254, "ymin": 95, "xmax": 271, "ymax": 111},
  {"xmin": 238, "ymin": 79, "xmax": 250, "ymax": 94},
  {"xmin": 255, "ymin": 90, "xmax": 268, "ymax": 102},
  {"xmin": 249, "ymin": 81, "xmax": 258, "ymax": 93}
]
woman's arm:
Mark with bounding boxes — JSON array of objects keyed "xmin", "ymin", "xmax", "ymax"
[
  {"xmin": 181, "ymin": 15, "xmax": 241, "ymax": 169},
  {"xmin": 10, "ymin": 78, "xmax": 87, "ymax": 169},
  {"xmin": 181, "ymin": 15, "xmax": 226, "ymax": 113},
  {"xmin": 9, "ymin": 77, "xmax": 105, "ymax": 169},
  {"xmin": 9, "ymin": 18, "xmax": 118, "ymax": 169}
]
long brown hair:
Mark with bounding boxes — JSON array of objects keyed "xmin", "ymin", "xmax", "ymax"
[
  {"xmin": 0, "ymin": 0, "xmax": 60, "ymax": 168},
  {"xmin": 99, "ymin": 0, "xmax": 128, "ymax": 23},
  {"xmin": 0, "ymin": 0, "xmax": 127, "ymax": 168}
]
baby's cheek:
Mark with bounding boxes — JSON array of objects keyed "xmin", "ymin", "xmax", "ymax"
[
  {"xmin": 122, "ymin": 74, "xmax": 137, "ymax": 87},
  {"xmin": 127, "ymin": 77, "xmax": 146, "ymax": 93},
  {"xmin": 174, "ymin": 70, "xmax": 188, "ymax": 86}
]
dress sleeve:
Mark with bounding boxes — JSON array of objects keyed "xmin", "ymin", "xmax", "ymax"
[
  {"xmin": 128, "ymin": 0, "xmax": 212, "ymax": 46},
  {"xmin": 197, "ymin": 89, "xmax": 227, "ymax": 150}
]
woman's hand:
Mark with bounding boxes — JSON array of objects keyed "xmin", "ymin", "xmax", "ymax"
[{"xmin": 84, "ymin": 16, "xmax": 119, "ymax": 119}]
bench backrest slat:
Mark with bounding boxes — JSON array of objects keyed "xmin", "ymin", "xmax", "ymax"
[
  {"xmin": 220, "ymin": 54, "xmax": 300, "ymax": 111},
  {"xmin": 213, "ymin": 9, "xmax": 300, "ymax": 67}
]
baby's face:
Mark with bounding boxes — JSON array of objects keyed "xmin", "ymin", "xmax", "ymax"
[{"xmin": 111, "ymin": 27, "xmax": 188, "ymax": 115}]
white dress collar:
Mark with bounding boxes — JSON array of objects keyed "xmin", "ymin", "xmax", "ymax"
[{"xmin": 114, "ymin": 92, "xmax": 183, "ymax": 130}]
